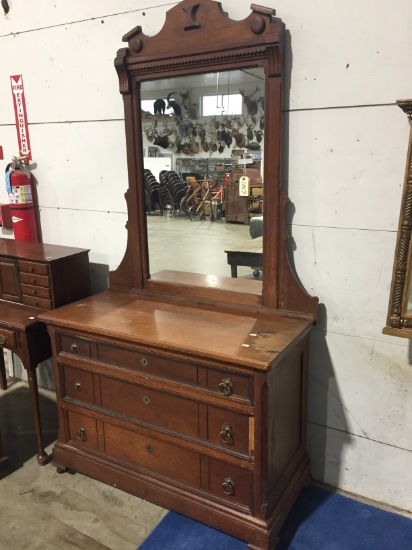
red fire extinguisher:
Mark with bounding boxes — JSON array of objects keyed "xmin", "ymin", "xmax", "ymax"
[{"xmin": 5, "ymin": 156, "xmax": 39, "ymax": 242}]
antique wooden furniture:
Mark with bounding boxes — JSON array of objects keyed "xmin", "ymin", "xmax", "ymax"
[
  {"xmin": 225, "ymin": 236, "xmax": 263, "ymax": 278},
  {"xmin": 0, "ymin": 238, "xmax": 91, "ymax": 464},
  {"xmin": 223, "ymin": 168, "xmax": 263, "ymax": 225},
  {"xmin": 383, "ymin": 100, "xmax": 412, "ymax": 338},
  {"xmin": 39, "ymin": 2, "xmax": 318, "ymax": 549}
]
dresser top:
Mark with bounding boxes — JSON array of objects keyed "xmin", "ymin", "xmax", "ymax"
[
  {"xmin": 0, "ymin": 238, "xmax": 89, "ymax": 262},
  {"xmin": 40, "ymin": 290, "xmax": 313, "ymax": 370}
]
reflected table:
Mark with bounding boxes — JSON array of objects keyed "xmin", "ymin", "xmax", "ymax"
[{"xmin": 225, "ymin": 236, "xmax": 263, "ymax": 278}]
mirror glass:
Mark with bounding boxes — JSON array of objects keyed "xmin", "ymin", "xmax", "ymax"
[{"xmin": 140, "ymin": 68, "xmax": 265, "ymax": 282}]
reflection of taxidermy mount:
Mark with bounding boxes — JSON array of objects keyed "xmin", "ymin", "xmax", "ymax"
[
  {"xmin": 153, "ymin": 98, "xmax": 166, "ymax": 114},
  {"xmin": 166, "ymin": 92, "xmax": 182, "ymax": 116},
  {"xmin": 179, "ymin": 89, "xmax": 199, "ymax": 119}
]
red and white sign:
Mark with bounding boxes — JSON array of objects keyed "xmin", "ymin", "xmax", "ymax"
[{"xmin": 10, "ymin": 75, "xmax": 32, "ymax": 160}]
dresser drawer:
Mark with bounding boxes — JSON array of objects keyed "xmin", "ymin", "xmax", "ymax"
[
  {"xmin": 0, "ymin": 327, "xmax": 17, "ymax": 349},
  {"xmin": 67, "ymin": 410, "xmax": 98, "ymax": 450},
  {"xmin": 21, "ymin": 284, "xmax": 51, "ymax": 300},
  {"xmin": 206, "ymin": 368, "xmax": 253, "ymax": 404},
  {"xmin": 59, "ymin": 334, "xmax": 91, "ymax": 358},
  {"xmin": 18, "ymin": 260, "xmax": 49, "ymax": 276},
  {"xmin": 19, "ymin": 272, "xmax": 50, "ymax": 288},
  {"xmin": 63, "ymin": 365, "xmax": 94, "ymax": 404},
  {"xmin": 95, "ymin": 342, "xmax": 198, "ymax": 385},
  {"xmin": 207, "ymin": 406, "xmax": 251, "ymax": 455},
  {"xmin": 209, "ymin": 458, "xmax": 253, "ymax": 509},
  {"xmin": 100, "ymin": 376, "xmax": 199, "ymax": 437},
  {"xmin": 104, "ymin": 422, "xmax": 201, "ymax": 487},
  {"xmin": 22, "ymin": 295, "xmax": 53, "ymax": 309}
]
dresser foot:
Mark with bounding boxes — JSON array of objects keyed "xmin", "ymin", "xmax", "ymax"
[{"xmin": 248, "ymin": 537, "xmax": 279, "ymax": 550}]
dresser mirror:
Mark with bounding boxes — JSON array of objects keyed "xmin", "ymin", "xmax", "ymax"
[
  {"xmin": 140, "ymin": 68, "xmax": 265, "ymax": 280},
  {"xmin": 110, "ymin": 0, "xmax": 318, "ymax": 317},
  {"xmin": 383, "ymin": 99, "xmax": 412, "ymax": 338}
]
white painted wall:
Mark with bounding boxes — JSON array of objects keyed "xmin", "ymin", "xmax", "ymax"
[{"xmin": 1, "ymin": 0, "xmax": 411, "ymax": 513}]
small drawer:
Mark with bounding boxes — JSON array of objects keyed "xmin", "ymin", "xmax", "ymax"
[
  {"xmin": 207, "ymin": 406, "xmax": 251, "ymax": 455},
  {"xmin": 63, "ymin": 365, "xmax": 94, "ymax": 404},
  {"xmin": 67, "ymin": 410, "xmax": 98, "ymax": 450},
  {"xmin": 58, "ymin": 334, "xmax": 91, "ymax": 358},
  {"xmin": 0, "ymin": 327, "xmax": 17, "ymax": 349},
  {"xmin": 206, "ymin": 368, "xmax": 253, "ymax": 404},
  {"xmin": 100, "ymin": 376, "xmax": 199, "ymax": 437},
  {"xmin": 209, "ymin": 458, "xmax": 253, "ymax": 509},
  {"xmin": 22, "ymin": 295, "xmax": 53, "ymax": 309},
  {"xmin": 19, "ymin": 272, "xmax": 50, "ymax": 288},
  {"xmin": 18, "ymin": 260, "xmax": 49, "ymax": 276},
  {"xmin": 21, "ymin": 284, "xmax": 51, "ymax": 299},
  {"xmin": 96, "ymin": 343, "xmax": 198, "ymax": 386}
]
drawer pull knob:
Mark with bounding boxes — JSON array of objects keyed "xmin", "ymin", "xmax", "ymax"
[
  {"xmin": 76, "ymin": 427, "xmax": 87, "ymax": 441},
  {"xmin": 222, "ymin": 477, "xmax": 235, "ymax": 496},
  {"xmin": 142, "ymin": 396, "xmax": 151, "ymax": 405},
  {"xmin": 140, "ymin": 357, "xmax": 149, "ymax": 367},
  {"xmin": 219, "ymin": 378, "xmax": 233, "ymax": 396},
  {"xmin": 29, "ymin": 267, "xmax": 35, "ymax": 273},
  {"xmin": 146, "ymin": 444, "xmax": 154, "ymax": 453},
  {"xmin": 71, "ymin": 343, "xmax": 79, "ymax": 352},
  {"xmin": 0, "ymin": 335, "xmax": 7, "ymax": 345},
  {"xmin": 32, "ymin": 290, "xmax": 37, "ymax": 295},
  {"xmin": 31, "ymin": 278, "xmax": 36, "ymax": 284},
  {"xmin": 220, "ymin": 423, "xmax": 234, "ymax": 445},
  {"xmin": 74, "ymin": 382, "xmax": 82, "ymax": 391}
]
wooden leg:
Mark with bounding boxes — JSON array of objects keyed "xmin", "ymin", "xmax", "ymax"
[
  {"xmin": 0, "ymin": 350, "xmax": 8, "ymax": 390},
  {"xmin": 0, "ymin": 428, "xmax": 7, "ymax": 465},
  {"xmin": 27, "ymin": 367, "xmax": 49, "ymax": 466},
  {"xmin": 230, "ymin": 264, "xmax": 238, "ymax": 278}
]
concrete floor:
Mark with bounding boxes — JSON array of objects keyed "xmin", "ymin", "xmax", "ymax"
[{"xmin": 0, "ymin": 380, "xmax": 167, "ymax": 550}]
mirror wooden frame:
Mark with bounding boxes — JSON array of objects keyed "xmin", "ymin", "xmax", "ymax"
[
  {"xmin": 383, "ymin": 99, "xmax": 412, "ymax": 338},
  {"xmin": 110, "ymin": 0, "xmax": 318, "ymax": 319}
]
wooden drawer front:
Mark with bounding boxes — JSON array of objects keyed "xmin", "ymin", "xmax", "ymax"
[
  {"xmin": 206, "ymin": 368, "xmax": 253, "ymax": 403},
  {"xmin": 104, "ymin": 423, "xmax": 201, "ymax": 487},
  {"xmin": 67, "ymin": 411, "xmax": 98, "ymax": 450},
  {"xmin": 63, "ymin": 365, "xmax": 94, "ymax": 404},
  {"xmin": 21, "ymin": 284, "xmax": 51, "ymax": 300},
  {"xmin": 0, "ymin": 327, "xmax": 17, "ymax": 349},
  {"xmin": 59, "ymin": 334, "xmax": 91, "ymax": 358},
  {"xmin": 96, "ymin": 343, "xmax": 197, "ymax": 385},
  {"xmin": 100, "ymin": 376, "xmax": 199, "ymax": 436},
  {"xmin": 22, "ymin": 295, "xmax": 53, "ymax": 309},
  {"xmin": 19, "ymin": 272, "xmax": 50, "ymax": 288},
  {"xmin": 18, "ymin": 260, "xmax": 49, "ymax": 276},
  {"xmin": 207, "ymin": 407, "xmax": 250, "ymax": 454},
  {"xmin": 209, "ymin": 458, "xmax": 253, "ymax": 508}
]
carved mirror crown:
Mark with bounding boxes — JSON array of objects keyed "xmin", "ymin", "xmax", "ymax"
[{"xmin": 110, "ymin": 0, "xmax": 318, "ymax": 320}]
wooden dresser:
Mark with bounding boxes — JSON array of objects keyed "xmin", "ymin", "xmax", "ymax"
[
  {"xmin": 0, "ymin": 238, "xmax": 91, "ymax": 464},
  {"xmin": 39, "ymin": 2, "xmax": 319, "ymax": 548}
]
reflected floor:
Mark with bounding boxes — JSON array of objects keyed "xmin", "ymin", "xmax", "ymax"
[{"xmin": 147, "ymin": 214, "xmax": 261, "ymax": 279}]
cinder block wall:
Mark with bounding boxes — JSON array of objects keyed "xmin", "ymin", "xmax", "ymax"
[{"xmin": 1, "ymin": 1, "xmax": 411, "ymax": 513}]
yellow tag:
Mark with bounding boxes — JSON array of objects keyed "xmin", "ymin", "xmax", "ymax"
[{"xmin": 239, "ymin": 176, "xmax": 250, "ymax": 196}]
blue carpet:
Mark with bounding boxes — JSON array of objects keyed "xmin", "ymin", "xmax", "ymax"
[{"xmin": 138, "ymin": 485, "xmax": 412, "ymax": 549}]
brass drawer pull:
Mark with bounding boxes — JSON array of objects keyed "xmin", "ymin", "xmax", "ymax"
[
  {"xmin": 142, "ymin": 396, "xmax": 151, "ymax": 405},
  {"xmin": 74, "ymin": 382, "xmax": 82, "ymax": 391},
  {"xmin": 146, "ymin": 444, "xmax": 154, "ymax": 453},
  {"xmin": 71, "ymin": 343, "xmax": 79, "ymax": 352},
  {"xmin": 0, "ymin": 335, "xmax": 7, "ymax": 345},
  {"xmin": 222, "ymin": 477, "xmax": 235, "ymax": 496},
  {"xmin": 76, "ymin": 427, "xmax": 87, "ymax": 441},
  {"xmin": 220, "ymin": 423, "xmax": 234, "ymax": 445},
  {"xmin": 140, "ymin": 357, "xmax": 149, "ymax": 367},
  {"xmin": 29, "ymin": 267, "xmax": 35, "ymax": 273},
  {"xmin": 219, "ymin": 378, "xmax": 233, "ymax": 396},
  {"xmin": 32, "ymin": 290, "xmax": 37, "ymax": 295},
  {"xmin": 31, "ymin": 278, "xmax": 36, "ymax": 284}
]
